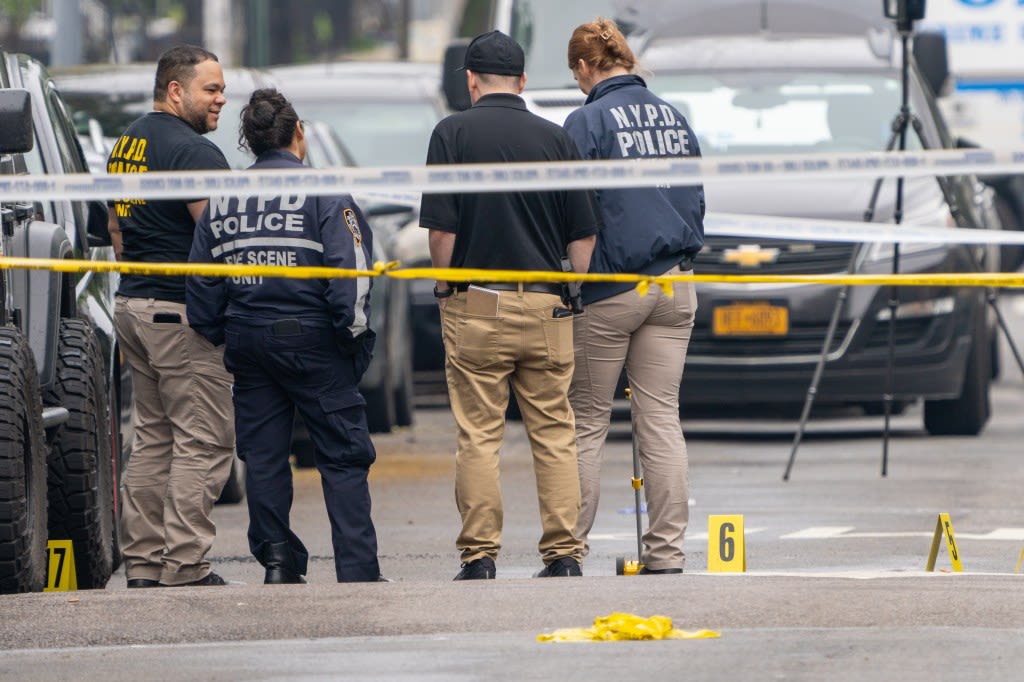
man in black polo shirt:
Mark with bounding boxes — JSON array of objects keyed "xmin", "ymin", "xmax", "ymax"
[
  {"xmin": 420, "ymin": 30, "xmax": 600, "ymax": 581},
  {"xmin": 107, "ymin": 45, "xmax": 235, "ymax": 588}
]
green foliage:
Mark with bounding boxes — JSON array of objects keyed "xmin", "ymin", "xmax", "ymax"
[
  {"xmin": 0, "ymin": 0, "xmax": 39, "ymax": 27},
  {"xmin": 313, "ymin": 11, "xmax": 333, "ymax": 46}
]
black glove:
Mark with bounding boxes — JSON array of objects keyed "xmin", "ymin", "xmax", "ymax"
[{"xmin": 339, "ymin": 329, "xmax": 376, "ymax": 382}]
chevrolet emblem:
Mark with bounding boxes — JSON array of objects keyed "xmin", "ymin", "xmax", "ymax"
[{"xmin": 722, "ymin": 244, "xmax": 781, "ymax": 268}]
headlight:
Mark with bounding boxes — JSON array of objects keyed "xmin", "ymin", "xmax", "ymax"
[{"xmin": 876, "ymin": 296, "xmax": 955, "ymax": 321}]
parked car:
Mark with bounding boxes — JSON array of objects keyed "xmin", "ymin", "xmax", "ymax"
[
  {"xmin": 0, "ymin": 52, "xmax": 130, "ymax": 592},
  {"xmin": 634, "ymin": 10, "xmax": 1001, "ymax": 434},
  {"xmin": 431, "ymin": 1, "xmax": 1005, "ymax": 435},
  {"xmin": 269, "ymin": 61, "xmax": 446, "ymax": 374}
]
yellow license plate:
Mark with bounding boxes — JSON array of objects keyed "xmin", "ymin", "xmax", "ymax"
[{"xmin": 713, "ymin": 303, "xmax": 789, "ymax": 336}]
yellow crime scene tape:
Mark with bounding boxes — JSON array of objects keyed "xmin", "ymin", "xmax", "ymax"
[
  {"xmin": 8, "ymin": 148, "xmax": 1024, "ymax": 289},
  {"xmin": 5, "ymin": 256, "xmax": 1024, "ymax": 291}
]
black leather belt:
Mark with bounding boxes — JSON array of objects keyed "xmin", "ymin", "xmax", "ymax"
[{"xmin": 455, "ymin": 282, "xmax": 562, "ymax": 296}]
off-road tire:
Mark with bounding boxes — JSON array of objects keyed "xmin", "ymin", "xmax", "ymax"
[
  {"xmin": 43, "ymin": 319, "xmax": 115, "ymax": 589},
  {"xmin": 0, "ymin": 326, "xmax": 48, "ymax": 593}
]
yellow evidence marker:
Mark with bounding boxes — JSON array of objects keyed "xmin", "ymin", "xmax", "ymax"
[
  {"xmin": 44, "ymin": 539, "xmax": 78, "ymax": 591},
  {"xmin": 926, "ymin": 512, "xmax": 963, "ymax": 573},
  {"xmin": 707, "ymin": 514, "xmax": 746, "ymax": 572}
]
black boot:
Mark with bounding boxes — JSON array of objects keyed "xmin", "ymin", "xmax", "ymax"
[{"xmin": 261, "ymin": 542, "xmax": 308, "ymax": 584}]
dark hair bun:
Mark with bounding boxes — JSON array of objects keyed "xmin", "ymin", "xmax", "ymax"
[{"xmin": 239, "ymin": 88, "xmax": 300, "ymax": 156}]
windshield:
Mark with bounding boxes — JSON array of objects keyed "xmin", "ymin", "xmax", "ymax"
[
  {"xmin": 510, "ymin": 0, "xmax": 621, "ymax": 89},
  {"xmin": 646, "ymin": 71, "xmax": 922, "ymax": 156},
  {"xmin": 289, "ymin": 101, "xmax": 441, "ymax": 167}
]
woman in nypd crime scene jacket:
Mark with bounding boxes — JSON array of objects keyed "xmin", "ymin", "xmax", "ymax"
[
  {"xmin": 564, "ymin": 17, "xmax": 705, "ymax": 575},
  {"xmin": 187, "ymin": 88, "xmax": 383, "ymax": 584}
]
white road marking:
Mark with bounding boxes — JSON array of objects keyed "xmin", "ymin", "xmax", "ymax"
[
  {"xmin": 590, "ymin": 528, "xmax": 767, "ymax": 541},
  {"xmin": 592, "ymin": 527, "xmax": 1024, "ymax": 541},
  {"xmin": 781, "ymin": 527, "xmax": 1024, "ymax": 541}
]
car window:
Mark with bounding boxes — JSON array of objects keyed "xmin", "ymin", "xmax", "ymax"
[
  {"xmin": 58, "ymin": 74, "xmax": 258, "ymax": 170},
  {"xmin": 647, "ymin": 71, "xmax": 925, "ymax": 156},
  {"xmin": 205, "ymin": 97, "xmax": 256, "ymax": 169},
  {"xmin": 19, "ymin": 137, "xmax": 55, "ymax": 224},
  {"xmin": 292, "ymin": 100, "xmax": 440, "ymax": 166},
  {"xmin": 509, "ymin": 0, "xmax": 619, "ymax": 89}
]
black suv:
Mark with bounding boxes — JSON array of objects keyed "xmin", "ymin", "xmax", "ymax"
[{"xmin": 0, "ymin": 52, "xmax": 128, "ymax": 593}]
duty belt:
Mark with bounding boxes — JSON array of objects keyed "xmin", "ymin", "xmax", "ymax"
[{"xmin": 455, "ymin": 282, "xmax": 562, "ymax": 296}]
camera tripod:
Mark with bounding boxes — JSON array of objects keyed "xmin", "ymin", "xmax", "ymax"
[{"xmin": 782, "ymin": 27, "xmax": 1024, "ymax": 481}]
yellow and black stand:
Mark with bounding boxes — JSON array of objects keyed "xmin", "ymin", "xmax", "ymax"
[
  {"xmin": 707, "ymin": 514, "xmax": 746, "ymax": 572},
  {"xmin": 925, "ymin": 512, "xmax": 963, "ymax": 573},
  {"xmin": 1015, "ymin": 547, "xmax": 1023, "ymax": 575},
  {"xmin": 44, "ymin": 540, "xmax": 78, "ymax": 592}
]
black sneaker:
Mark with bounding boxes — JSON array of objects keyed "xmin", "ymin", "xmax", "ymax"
[
  {"xmin": 533, "ymin": 556, "xmax": 582, "ymax": 578},
  {"xmin": 164, "ymin": 571, "xmax": 228, "ymax": 587},
  {"xmin": 453, "ymin": 557, "xmax": 496, "ymax": 580},
  {"xmin": 638, "ymin": 566, "xmax": 683, "ymax": 575},
  {"xmin": 126, "ymin": 578, "xmax": 161, "ymax": 588}
]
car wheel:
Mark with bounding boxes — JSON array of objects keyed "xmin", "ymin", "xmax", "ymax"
[
  {"xmin": 364, "ymin": 383, "xmax": 394, "ymax": 433},
  {"xmin": 393, "ymin": 339, "xmax": 415, "ymax": 428},
  {"xmin": 990, "ymin": 325, "xmax": 1000, "ymax": 381},
  {"xmin": 0, "ymin": 327, "xmax": 48, "ymax": 593},
  {"xmin": 44, "ymin": 319, "xmax": 115, "ymax": 589},
  {"xmin": 216, "ymin": 456, "xmax": 246, "ymax": 505},
  {"xmin": 924, "ymin": 316, "xmax": 991, "ymax": 436}
]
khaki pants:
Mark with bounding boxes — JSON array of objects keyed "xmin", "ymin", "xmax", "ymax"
[
  {"xmin": 570, "ymin": 268, "xmax": 696, "ymax": 571},
  {"xmin": 441, "ymin": 287, "xmax": 583, "ymax": 565},
  {"xmin": 115, "ymin": 296, "xmax": 235, "ymax": 585}
]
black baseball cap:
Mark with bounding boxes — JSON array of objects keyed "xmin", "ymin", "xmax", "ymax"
[{"xmin": 460, "ymin": 30, "xmax": 525, "ymax": 76}]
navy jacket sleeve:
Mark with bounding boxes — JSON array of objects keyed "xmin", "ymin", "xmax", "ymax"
[
  {"xmin": 186, "ymin": 209, "xmax": 228, "ymax": 345},
  {"xmin": 320, "ymin": 195, "xmax": 374, "ymax": 343}
]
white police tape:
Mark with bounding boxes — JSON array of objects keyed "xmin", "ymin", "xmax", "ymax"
[
  {"xmin": 2, "ymin": 148, "xmax": 1024, "ymax": 202},
  {"xmin": 707, "ymin": 212, "xmax": 1024, "ymax": 245}
]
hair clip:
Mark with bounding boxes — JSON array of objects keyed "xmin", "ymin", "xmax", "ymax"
[{"xmin": 600, "ymin": 31, "xmax": 611, "ymax": 40}]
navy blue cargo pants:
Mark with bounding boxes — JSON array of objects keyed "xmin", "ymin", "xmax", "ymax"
[{"xmin": 224, "ymin": 320, "xmax": 380, "ymax": 582}]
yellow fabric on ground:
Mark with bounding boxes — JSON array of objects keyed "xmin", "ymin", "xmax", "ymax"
[{"xmin": 537, "ymin": 612, "xmax": 720, "ymax": 642}]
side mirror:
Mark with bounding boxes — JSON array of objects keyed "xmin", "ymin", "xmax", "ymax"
[
  {"xmin": 0, "ymin": 90, "xmax": 34, "ymax": 154},
  {"xmin": 442, "ymin": 40, "xmax": 472, "ymax": 112},
  {"xmin": 86, "ymin": 200, "xmax": 111, "ymax": 247},
  {"xmin": 913, "ymin": 31, "xmax": 950, "ymax": 98}
]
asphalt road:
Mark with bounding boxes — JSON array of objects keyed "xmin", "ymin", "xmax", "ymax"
[{"xmin": 3, "ymin": 300, "xmax": 1024, "ymax": 680}]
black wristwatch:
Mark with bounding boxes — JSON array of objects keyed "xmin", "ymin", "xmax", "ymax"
[{"xmin": 433, "ymin": 284, "xmax": 454, "ymax": 299}]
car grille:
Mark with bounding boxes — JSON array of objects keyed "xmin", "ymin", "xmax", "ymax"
[
  {"xmin": 696, "ymin": 237, "xmax": 857, "ymax": 275},
  {"xmin": 863, "ymin": 316, "xmax": 950, "ymax": 351},
  {"xmin": 690, "ymin": 321, "xmax": 853, "ymax": 358}
]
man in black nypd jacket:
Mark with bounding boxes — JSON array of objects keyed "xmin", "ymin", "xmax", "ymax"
[{"xmin": 187, "ymin": 89, "xmax": 383, "ymax": 584}]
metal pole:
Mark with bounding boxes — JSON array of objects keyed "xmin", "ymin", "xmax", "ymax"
[
  {"xmin": 398, "ymin": 0, "xmax": 413, "ymax": 60},
  {"xmin": 51, "ymin": 0, "xmax": 83, "ymax": 67},
  {"xmin": 204, "ymin": 0, "xmax": 234, "ymax": 66},
  {"xmin": 881, "ymin": 30, "xmax": 913, "ymax": 478}
]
